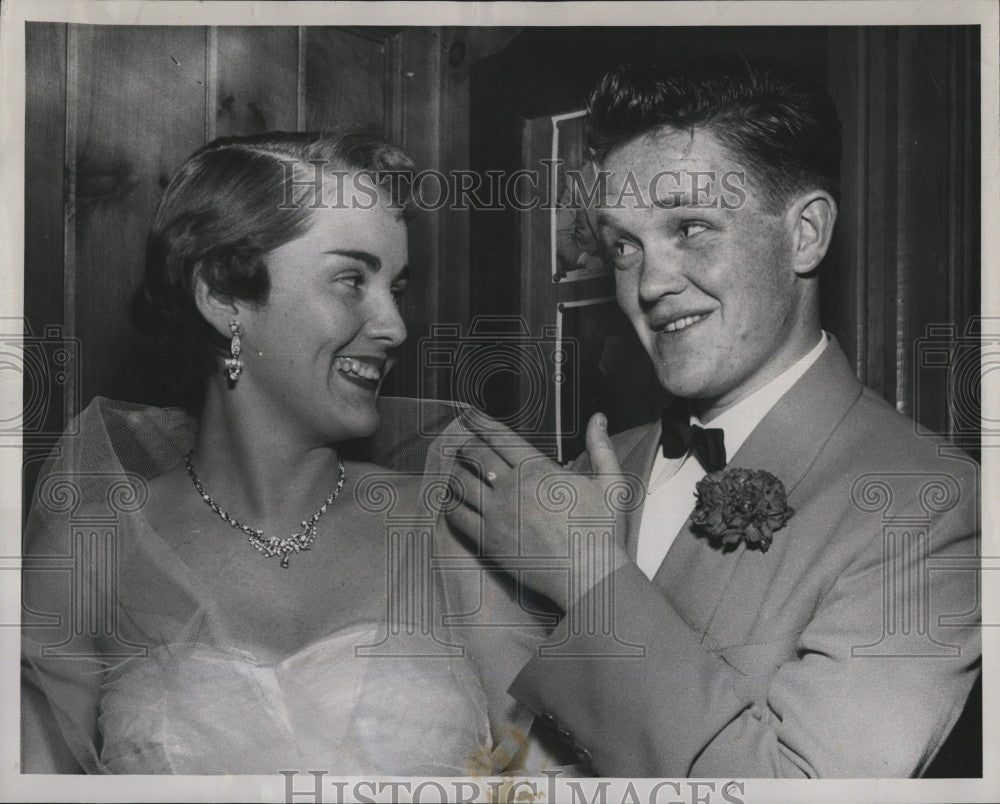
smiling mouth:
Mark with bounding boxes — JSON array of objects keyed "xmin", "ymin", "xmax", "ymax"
[
  {"xmin": 333, "ymin": 356, "xmax": 385, "ymax": 384},
  {"xmin": 660, "ymin": 312, "xmax": 710, "ymax": 333}
]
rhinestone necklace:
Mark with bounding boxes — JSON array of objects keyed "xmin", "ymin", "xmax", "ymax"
[{"xmin": 185, "ymin": 450, "xmax": 346, "ymax": 568}]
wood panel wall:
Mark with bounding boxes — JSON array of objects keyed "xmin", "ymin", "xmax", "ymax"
[
  {"xmin": 21, "ymin": 24, "xmax": 496, "ymax": 513},
  {"xmin": 22, "ymin": 24, "xmax": 983, "ymax": 481},
  {"xmin": 824, "ymin": 26, "xmax": 980, "ymax": 456},
  {"xmin": 23, "ymin": 24, "xmax": 519, "ymax": 426},
  {"xmin": 26, "ymin": 24, "xmax": 429, "ymax": 424},
  {"xmin": 21, "ymin": 24, "xmax": 524, "ymax": 516}
]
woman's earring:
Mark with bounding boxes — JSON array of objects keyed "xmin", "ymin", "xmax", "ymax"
[{"xmin": 225, "ymin": 319, "xmax": 244, "ymax": 383}]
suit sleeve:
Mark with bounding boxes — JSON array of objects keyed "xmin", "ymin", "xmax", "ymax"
[{"xmin": 508, "ymin": 482, "xmax": 980, "ymax": 777}]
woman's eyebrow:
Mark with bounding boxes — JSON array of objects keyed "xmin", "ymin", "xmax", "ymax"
[
  {"xmin": 324, "ymin": 249, "xmax": 381, "ymax": 271},
  {"xmin": 325, "ymin": 250, "xmax": 409, "ymax": 283}
]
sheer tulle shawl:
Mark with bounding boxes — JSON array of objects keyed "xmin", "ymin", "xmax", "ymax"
[{"xmin": 21, "ymin": 397, "xmax": 557, "ymax": 775}]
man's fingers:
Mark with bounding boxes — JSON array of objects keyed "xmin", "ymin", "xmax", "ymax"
[
  {"xmin": 459, "ymin": 410, "xmax": 532, "ymax": 466},
  {"xmin": 447, "ymin": 465, "xmax": 483, "ymax": 514},
  {"xmin": 444, "ymin": 499, "xmax": 483, "ymax": 543},
  {"xmin": 585, "ymin": 412, "xmax": 622, "ymax": 476},
  {"xmin": 454, "ymin": 443, "xmax": 489, "ymax": 478}
]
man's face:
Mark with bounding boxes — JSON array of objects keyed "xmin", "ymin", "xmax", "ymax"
[{"xmin": 598, "ymin": 126, "xmax": 810, "ymax": 413}]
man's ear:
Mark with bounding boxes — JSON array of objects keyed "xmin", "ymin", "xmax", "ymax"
[
  {"xmin": 787, "ymin": 190, "xmax": 838, "ymax": 276},
  {"xmin": 193, "ymin": 268, "xmax": 241, "ymax": 340}
]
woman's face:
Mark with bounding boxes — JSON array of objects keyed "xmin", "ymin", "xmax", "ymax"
[{"xmin": 235, "ymin": 190, "xmax": 408, "ymax": 445}]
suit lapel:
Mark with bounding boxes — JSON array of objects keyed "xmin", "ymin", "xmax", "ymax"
[
  {"xmin": 726, "ymin": 338, "xmax": 863, "ymax": 491},
  {"xmin": 642, "ymin": 339, "xmax": 864, "ymax": 641}
]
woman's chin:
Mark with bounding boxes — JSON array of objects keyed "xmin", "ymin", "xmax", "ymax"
[{"xmin": 334, "ymin": 405, "xmax": 380, "ymax": 443}]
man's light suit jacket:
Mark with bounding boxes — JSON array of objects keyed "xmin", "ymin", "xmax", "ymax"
[{"xmin": 510, "ymin": 341, "xmax": 981, "ymax": 777}]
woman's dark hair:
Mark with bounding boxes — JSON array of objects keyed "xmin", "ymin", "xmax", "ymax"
[
  {"xmin": 131, "ymin": 131, "xmax": 414, "ymax": 410},
  {"xmin": 586, "ymin": 56, "xmax": 842, "ymax": 211}
]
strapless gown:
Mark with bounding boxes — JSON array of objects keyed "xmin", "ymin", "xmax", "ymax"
[
  {"xmin": 97, "ymin": 624, "xmax": 492, "ymax": 775},
  {"xmin": 23, "ymin": 399, "xmax": 554, "ymax": 775}
]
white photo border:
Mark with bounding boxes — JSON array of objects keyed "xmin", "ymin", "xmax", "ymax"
[{"xmin": 2, "ymin": 2, "xmax": 997, "ymax": 803}]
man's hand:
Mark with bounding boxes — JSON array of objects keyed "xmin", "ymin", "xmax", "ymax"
[{"xmin": 445, "ymin": 412, "xmax": 641, "ymax": 611}]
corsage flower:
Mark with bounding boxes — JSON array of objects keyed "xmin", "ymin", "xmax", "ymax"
[{"xmin": 691, "ymin": 467, "xmax": 794, "ymax": 552}]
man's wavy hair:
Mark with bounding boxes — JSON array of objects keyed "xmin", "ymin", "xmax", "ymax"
[
  {"xmin": 585, "ymin": 56, "xmax": 842, "ymax": 211},
  {"xmin": 131, "ymin": 131, "xmax": 414, "ymax": 411}
]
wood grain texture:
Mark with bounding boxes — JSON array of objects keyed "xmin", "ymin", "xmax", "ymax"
[
  {"xmin": 297, "ymin": 27, "xmax": 307, "ymax": 130},
  {"xmin": 823, "ymin": 27, "xmax": 865, "ymax": 379},
  {"xmin": 216, "ymin": 26, "xmax": 298, "ymax": 137},
  {"xmin": 433, "ymin": 29, "xmax": 520, "ymax": 334},
  {"xmin": 304, "ymin": 28, "xmax": 387, "ymax": 135},
  {"xmin": 863, "ymin": 28, "xmax": 893, "ymax": 401},
  {"xmin": 903, "ymin": 26, "xmax": 980, "ymax": 448},
  {"xmin": 205, "ymin": 27, "xmax": 217, "ymax": 141},
  {"xmin": 392, "ymin": 28, "xmax": 441, "ymax": 400},
  {"xmin": 24, "ymin": 23, "xmax": 67, "ymax": 342},
  {"xmin": 71, "ymin": 25, "xmax": 206, "ymax": 406},
  {"xmin": 23, "ymin": 24, "xmax": 980, "ymax": 445},
  {"xmin": 519, "ymin": 114, "xmax": 554, "ymax": 343},
  {"xmin": 946, "ymin": 27, "xmax": 981, "ymax": 454},
  {"xmin": 895, "ymin": 27, "xmax": 951, "ymax": 421},
  {"xmin": 23, "ymin": 22, "xmax": 69, "ymax": 522}
]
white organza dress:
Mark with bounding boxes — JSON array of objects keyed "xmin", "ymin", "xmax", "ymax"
[
  {"xmin": 22, "ymin": 398, "xmax": 552, "ymax": 775},
  {"xmin": 95, "ymin": 627, "xmax": 489, "ymax": 775}
]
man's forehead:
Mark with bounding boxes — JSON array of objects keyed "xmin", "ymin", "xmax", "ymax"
[
  {"xmin": 589, "ymin": 125, "xmax": 759, "ymax": 219},
  {"xmin": 600, "ymin": 125, "xmax": 740, "ymax": 174}
]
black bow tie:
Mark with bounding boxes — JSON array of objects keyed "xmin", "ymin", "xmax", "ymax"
[{"xmin": 660, "ymin": 403, "xmax": 727, "ymax": 472}]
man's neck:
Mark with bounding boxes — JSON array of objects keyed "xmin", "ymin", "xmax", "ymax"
[{"xmin": 695, "ymin": 328, "xmax": 826, "ymax": 424}]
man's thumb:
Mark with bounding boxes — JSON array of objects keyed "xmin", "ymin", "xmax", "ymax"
[{"xmin": 585, "ymin": 413, "xmax": 622, "ymax": 476}]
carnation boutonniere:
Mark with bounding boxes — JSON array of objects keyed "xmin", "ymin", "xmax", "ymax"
[{"xmin": 691, "ymin": 467, "xmax": 795, "ymax": 552}]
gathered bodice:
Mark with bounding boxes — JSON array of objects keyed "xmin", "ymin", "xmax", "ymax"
[{"xmin": 97, "ymin": 623, "xmax": 491, "ymax": 775}]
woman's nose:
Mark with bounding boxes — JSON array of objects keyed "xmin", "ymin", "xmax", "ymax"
[{"xmin": 368, "ymin": 294, "xmax": 407, "ymax": 348}]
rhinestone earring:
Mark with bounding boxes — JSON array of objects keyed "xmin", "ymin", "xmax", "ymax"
[{"xmin": 225, "ymin": 319, "xmax": 244, "ymax": 382}]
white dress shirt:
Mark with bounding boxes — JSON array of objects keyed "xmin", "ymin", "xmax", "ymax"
[{"xmin": 635, "ymin": 332, "xmax": 830, "ymax": 579}]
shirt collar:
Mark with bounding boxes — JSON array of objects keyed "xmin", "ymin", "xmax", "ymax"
[{"xmin": 693, "ymin": 331, "xmax": 829, "ymax": 460}]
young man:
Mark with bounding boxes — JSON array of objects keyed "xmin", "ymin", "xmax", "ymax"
[{"xmin": 447, "ymin": 58, "xmax": 980, "ymax": 777}]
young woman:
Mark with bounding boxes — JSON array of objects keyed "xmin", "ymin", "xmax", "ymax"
[{"xmin": 21, "ymin": 132, "xmax": 514, "ymax": 775}]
